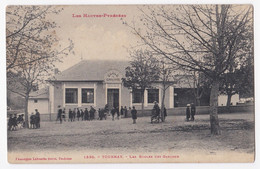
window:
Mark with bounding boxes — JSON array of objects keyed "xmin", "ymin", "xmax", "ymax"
[
  {"xmin": 148, "ymin": 89, "xmax": 159, "ymax": 103},
  {"xmin": 65, "ymin": 88, "xmax": 78, "ymax": 103},
  {"xmin": 82, "ymin": 88, "xmax": 94, "ymax": 103},
  {"xmin": 34, "ymin": 99, "xmax": 38, "ymax": 103},
  {"xmin": 132, "ymin": 89, "xmax": 143, "ymax": 103}
]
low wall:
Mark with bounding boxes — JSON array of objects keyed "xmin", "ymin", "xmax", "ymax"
[
  {"xmin": 136, "ymin": 104, "xmax": 254, "ymax": 117},
  {"xmin": 11, "ymin": 104, "xmax": 254, "ymax": 121}
]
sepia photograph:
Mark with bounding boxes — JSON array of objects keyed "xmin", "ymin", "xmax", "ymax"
[{"xmin": 6, "ymin": 4, "xmax": 254, "ymax": 163}]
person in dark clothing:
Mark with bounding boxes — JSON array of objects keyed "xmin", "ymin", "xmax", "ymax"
[
  {"xmin": 131, "ymin": 106, "xmax": 137, "ymax": 124},
  {"xmin": 80, "ymin": 109, "xmax": 84, "ymax": 121},
  {"xmin": 62, "ymin": 108, "xmax": 66, "ymax": 122},
  {"xmin": 8, "ymin": 114, "xmax": 13, "ymax": 131},
  {"xmin": 105, "ymin": 104, "xmax": 109, "ymax": 112},
  {"xmin": 69, "ymin": 109, "xmax": 73, "ymax": 122},
  {"xmin": 35, "ymin": 109, "xmax": 40, "ymax": 128},
  {"xmin": 8, "ymin": 114, "xmax": 17, "ymax": 131},
  {"xmin": 111, "ymin": 107, "xmax": 116, "ymax": 121},
  {"xmin": 77, "ymin": 108, "xmax": 81, "ymax": 121},
  {"xmin": 17, "ymin": 114, "xmax": 24, "ymax": 128},
  {"xmin": 191, "ymin": 103, "xmax": 196, "ymax": 121},
  {"xmin": 124, "ymin": 106, "xmax": 128, "ymax": 118},
  {"xmin": 84, "ymin": 108, "xmax": 89, "ymax": 121},
  {"xmin": 89, "ymin": 106, "xmax": 96, "ymax": 120},
  {"xmin": 186, "ymin": 104, "xmax": 191, "ymax": 121},
  {"xmin": 120, "ymin": 106, "xmax": 124, "ymax": 116},
  {"xmin": 30, "ymin": 113, "xmax": 36, "ymax": 128},
  {"xmin": 98, "ymin": 108, "xmax": 101, "ymax": 120},
  {"xmin": 13, "ymin": 114, "xmax": 18, "ymax": 130},
  {"xmin": 73, "ymin": 108, "xmax": 76, "ymax": 121},
  {"xmin": 57, "ymin": 106, "xmax": 63, "ymax": 124},
  {"xmin": 116, "ymin": 106, "xmax": 120, "ymax": 120},
  {"xmin": 153, "ymin": 101, "xmax": 160, "ymax": 117}
]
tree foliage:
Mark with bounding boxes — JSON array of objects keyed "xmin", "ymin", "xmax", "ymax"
[
  {"xmin": 124, "ymin": 5, "xmax": 253, "ymax": 135},
  {"xmin": 6, "ymin": 6, "xmax": 74, "ymax": 71},
  {"xmin": 6, "ymin": 6, "xmax": 74, "ymax": 128},
  {"xmin": 122, "ymin": 49, "xmax": 160, "ymax": 113}
]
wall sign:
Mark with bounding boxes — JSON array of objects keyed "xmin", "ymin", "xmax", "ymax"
[{"xmin": 104, "ymin": 70, "xmax": 122, "ymax": 83}]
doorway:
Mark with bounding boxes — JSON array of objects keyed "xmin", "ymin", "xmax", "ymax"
[{"xmin": 107, "ymin": 89, "xmax": 119, "ymax": 110}]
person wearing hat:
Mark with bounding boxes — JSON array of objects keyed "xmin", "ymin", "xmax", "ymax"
[
  {"xmin": 35, "ymin": 109, "xmax": 40, "ymax": 128},
  {"xmin": 186, "ymin": 104, "xmax": 191, "ymax": 121},
  {"xmin": 153, "ymin": 101, "xmax": 160, "ymax": 118},
  {"xmin": 131, "ymin": 106, "xmax": 137, "ymax": 124},
  {"xmin": 57, "ymin": 105, "xmax": 63, "ymax": 124},
  {"xmin": 191, "ymin": 103, "xmax": 196, "ymax": 121}
]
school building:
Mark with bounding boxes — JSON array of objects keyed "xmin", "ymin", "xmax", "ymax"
[{"xmin": 28, "ymin": 60, "xmax": 239, "ymax": 118}]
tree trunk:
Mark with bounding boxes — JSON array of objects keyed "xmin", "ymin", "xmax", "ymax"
[
  {"xmin": 209, "ymin": 80, "xmax": 221, "ymax": 135},
  {"xmin": 141, "ymin": 91, "xmax": 144, "ymax": 116},
  {"xmin": 24, "ymin": 95, "xmax": 29, "ymax": 128},
  {"xmin": 226, "ymin": 93, "xmax": 232, "ymax": 113},
  {"xmin": 161, "ymin": 88, "xmax": 166, "ymax": 122},
  {"xmin": 196, "ymin": 97, "xmax": 201, "ymax": 106}
]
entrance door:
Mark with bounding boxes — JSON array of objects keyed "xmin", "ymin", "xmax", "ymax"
[{"xmin": 107, "ymin": 89, "xmax": 119, "ymax": 110}]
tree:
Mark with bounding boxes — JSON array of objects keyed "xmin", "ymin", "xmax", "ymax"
[
  {"xmin": 185, "ymin": 71, "xmax": 211, "ymax": 106},
  {"xmin": 6, "ymin": 6, "xmax": 74, "ymax": 128},
  {"xmin": 122, "ymin": 49, "xmax": 160, "ymax": 114},
  {"xmin": 157, "ymin": 59, "xmax": 181, "ymax": 121},
  {"xmin": 125, "ymin": 5, "xmax": 253, "ymax": 134},
  {"xmin": 6, "ymin": 6, "xmax": 73, "ymax": 71},
  {"xmin": 220, "ymin": 59, "xmax": 254, "ymax": 108}
]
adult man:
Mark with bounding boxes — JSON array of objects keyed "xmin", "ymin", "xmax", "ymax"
[
  {"xmin": 131, "ymin": 106, "xmax": 137, "ymax": 124},
  {"xmin": 35, "ymin": 109, "xmax": 40, "ymax": 128},
  {"xmin": 77, "ymin": 108, "xmax": 81, "ymax": 121},
  {"xmin": 57, "ymin": 105, "xmax": 63, "ymax": 124},
  {"xmin": 124, "ymin": 106, "xmax": 128, "ymax": 118},
  {"xmin": 120, "ymin": 106, "xmax": 124, "ymax": 117},
  {"xmin": 191, "ymin": 103, "xmax": 196, "ymax": 121}
]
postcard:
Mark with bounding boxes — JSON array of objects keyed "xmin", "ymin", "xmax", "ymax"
[{"xmin": 6, "ymin": 4, "xmax": 254, "ymax": 163}]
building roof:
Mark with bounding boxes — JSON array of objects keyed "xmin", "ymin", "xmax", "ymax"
[
  {"xmin": 50, "ymin": 59, "xmax": 195, "ymax": 88},
  {"xmin": 53, "ymin": 60, "xmax": 129, "ymax": 81},
  {"xmin": 29, "ymin": 87, "xmax": 49, "ymax": 99}
]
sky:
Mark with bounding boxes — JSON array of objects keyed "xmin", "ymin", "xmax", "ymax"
[{"xmin": 49, "ymin": 5, "xmax": 142, "ymax": 71}]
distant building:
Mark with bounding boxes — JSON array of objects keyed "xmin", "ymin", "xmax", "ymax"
[
  {"xmin": 218, "ymin": 94, "xmax": 239, "ymax": 106},
  {"xmin": 28, "ymin": 88, "xmax": 49, "ymax": 115},
  {"xmin": 28, "ymin": 60, "xmax": 239, "ymax": 118}
]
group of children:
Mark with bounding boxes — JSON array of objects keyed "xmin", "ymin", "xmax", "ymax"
[
  {"xmin": 55, "ymin": 104, "xmax": 139, "ymax": 124},
  {"xmin": 8, "ymin": 114, "xmax": 24, "ymax": 131}
]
